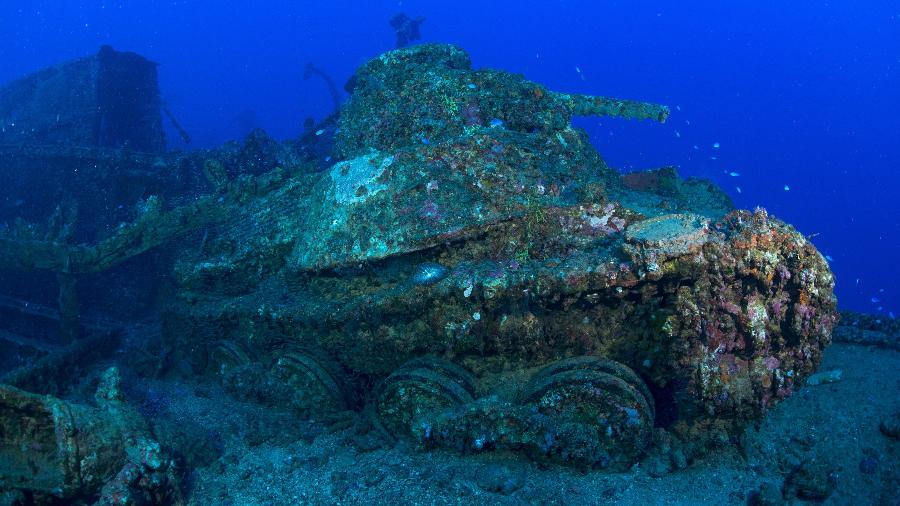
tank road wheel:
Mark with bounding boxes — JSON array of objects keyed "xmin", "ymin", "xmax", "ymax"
[
  {"xmin": 394, "ymin": 356, "xmax": 478, "ymax": 399},
  {"xmin": 523, "ymin": 357, "xmax": 654, "ymax": 469},
  {"xmin": 375, "ymin": 357, "xmax": 476, "ymax": 438},
  {"xmin": 270, "ymin": 349, "xmax": 351, "ymax": 414},
  {"xmin": 527, "ymin": 356, "xmax": 655, "ymax": 419},
  {"xmin": 208, "ymin": 340, "xmax": 255, "ymax": 376}
]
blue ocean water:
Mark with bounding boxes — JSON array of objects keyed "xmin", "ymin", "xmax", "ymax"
[{"xmin": 1, "ymin": 0, "xmax": 897, "ymax": 314}]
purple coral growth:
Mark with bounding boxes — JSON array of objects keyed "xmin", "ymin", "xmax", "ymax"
[{"xmin": 418, "ymin": 200, "xmax": 441, "ymax": 219}]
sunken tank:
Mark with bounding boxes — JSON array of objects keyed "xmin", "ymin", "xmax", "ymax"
[{"xmin": 164, "ymin": 44, "xmax": 837, "ymax": 470}]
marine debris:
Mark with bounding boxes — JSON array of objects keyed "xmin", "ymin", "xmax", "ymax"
[
  {"xmin": 833, "ymin": 310, "xmax": 900, "ymax": 350},
  {"xmin": 0, "ymin": 369, "xmax": 181, "ymax": 504},
  {"xmin": 162, "ymin": 105, "xmax": 192, "ymax": 144}
]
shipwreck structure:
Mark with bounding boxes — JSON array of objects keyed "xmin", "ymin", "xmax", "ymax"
[
  {"xmin": 0, "ymin": 43, "xmax": 837, "ymax": 501},
  {"xmin": 0, "ymin": 45, "xmax": 166, "ymax": 152}
]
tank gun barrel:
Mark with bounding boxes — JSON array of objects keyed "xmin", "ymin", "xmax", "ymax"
[{"xmin": 552, "ymin": 92, "xmax": 670, "ymax": 123}]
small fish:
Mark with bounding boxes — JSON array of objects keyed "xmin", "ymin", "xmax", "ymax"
[
  {"xmin": 784, "ymin": 185, "xmax": 790, "ymax": 191},
  {"xmin": 871, "ymin": 297, "xmax": 880, "ymax": 303},
  {"xmin": 676, "ymin": 105, "xmax": 682, "ymax": 111},
  {"xmin": 420, "ymin": 135, "xmax": 430, "ymax": 144},
  {"xmin": 315, "ymin": 129, "xmax": 325, "ymax": 136},
  {"xmin": 412, "ymin": 262, "xmax": 449, "ymax": 285},
  {"xmin": 575, "ymin": 66, "xmax": 585, "ymax": 80},
  {"xmin": 467, "ymin": 83, "xmax": 477, "ymax": 89},
  {"xmin": 890, "ymin": 312, "xmax": 896, "ymax": 319},
  {"xmin": 693, "ymin": 145, "xmax": 699, "ymax": 150},
  {"xmin": 713, "ymin": 142, "xmax": 720, "ymax": 149},
  {"xmin": 489, "ymin": 118, "xmax": 504, "ymax": 128},
  {"xmin": 736, "ymin": 187, "xmax": 742, "ymax": 193},
  {"xmin": 729, "ymin": 172, "xmax": 740, "ymax": 177},
  {"xmin": 675, "ymin": 130, "xmax": 681, "ymax": 138},
  {"xmin": 825, "ymin": 255, "xmax": 834, "ymax": 262}
]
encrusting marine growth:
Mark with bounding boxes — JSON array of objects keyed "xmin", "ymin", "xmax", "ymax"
[{"xmin": 164, "ymin": 44, "xmax": 837, "ymax": 469}]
